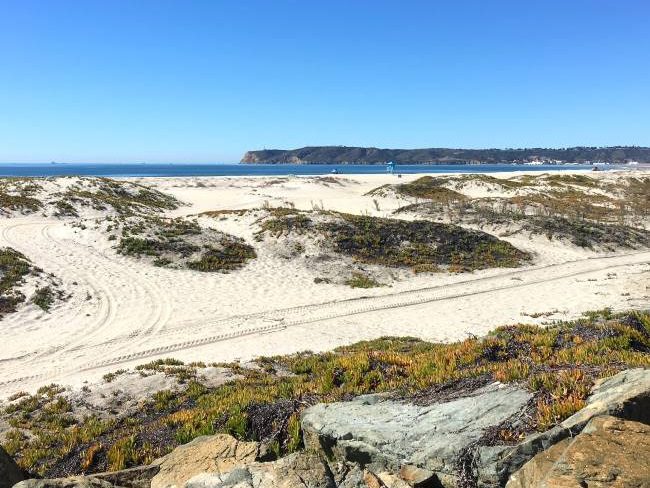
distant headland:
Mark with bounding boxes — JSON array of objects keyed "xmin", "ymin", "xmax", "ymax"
[{"xmin": 241, "ymin": 146, "xmax": 650, "ymax": 164}]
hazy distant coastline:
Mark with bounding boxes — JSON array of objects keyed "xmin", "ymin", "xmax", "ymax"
[{"xmin": 241, "ymin": 145, "xmax": 650, "ymax": 165}]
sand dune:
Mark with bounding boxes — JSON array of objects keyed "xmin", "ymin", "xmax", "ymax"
[{"xmin": 0, "ymin": 171, "xmax": 648, "ymax": 396}]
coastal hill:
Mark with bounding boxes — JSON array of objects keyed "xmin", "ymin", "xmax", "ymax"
[{"xmin": 241, "ymin": 145, "xmax": 650, "ymax": 164}]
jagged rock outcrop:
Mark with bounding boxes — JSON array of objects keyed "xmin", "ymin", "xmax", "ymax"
[
  {"xmin": 506, "ymin": 415, "xmax": 650, "ymax": 487},
  {"xmin": 301, "ymin": 383, "xmax": 533, "ymax": 487},
  {"xmin": 0, "ymin": 445, "xmax": 25, "ymax": 488},
  {"xmin": 301, "ymin": 369, "xmax": 650, "ymax": 487},
  {"xmin": 183, "ymin": 451, "xmax": 424, "ymax": 488}
]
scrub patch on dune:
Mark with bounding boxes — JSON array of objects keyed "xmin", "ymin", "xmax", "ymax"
[
  {"xmin": 0, "ymin": 180, "xmax": 44, "ymax": 215},
  {"xmin": 115, "ymin": 216, "xmax": 256, "ymax": 272},
  {"xmin": 0, "ymin": 177, "xmax": 179, "ymax": 218},
  {"xmin": 320, "ymin": 212, "xmax": 530, "ymax": 272},
  {"xmin": 256, "ymin": 209, "xmax": 530, "ymax": 273},
  {"xmin": 0, "ymin": 248, "xmax": 32, "ymax": 316},
  {"xmin": 385, "ymin": 174, "xmax": 650, "ymax": 250},
  {"xmin": 0, "ymin": 247, "xmax": 65, "ymax": 317},
  {"xmin": 55, "ymin": 178, "xmax": 180, "ymax": 216}
]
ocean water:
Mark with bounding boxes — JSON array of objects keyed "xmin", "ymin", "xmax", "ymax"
[{"xmin": 0, "ymin": 163, "xmax": 594, "ymax": 178}]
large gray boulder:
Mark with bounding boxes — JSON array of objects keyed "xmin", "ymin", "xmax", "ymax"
[
  {"xmin": 301, "ymin": 382, "xmax": 533, "ymax": 488},
  {"xmin": 0, "ymin": 445, "xmax": 25, "ymax": 488}
]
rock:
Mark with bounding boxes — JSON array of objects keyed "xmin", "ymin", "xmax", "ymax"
[
  {"xmin": 505, "ymin": 438, "xmax": 573, "ymax": 488},
  {"xmin": 14, "ymin": 478, "xmax": 116, "ymax": 488},
  {"xmin": 397, "ymin": 466, "xmax": 437, "ymax": 488},
  {"xmin": 363, "ymin": 471, "xmax": 384, "ymax": 488},
  {"xmin": 328, "ymin": 461, "xmax": 365, "ymax": 488},
  {"xmin": 150, "ymin": 434, "xmax": 261, "ymax": 488},
  {"xmin": 92, "ymin": 465, "xmax": 160, "ymax": 488},
  {"xmin": 185, "ymin": 451, "xmax": 334, "ymax": 488},
  {"xmin": 0, "ymin": 445, "xmax": 25, "ymax": 488},
  {"xmin": 506, "ymin": 415, "xmax": 650, "ymax": 487},
  {"xmin": 301, "ymin": 382, "xmax": 533, "ymax": 487},
  {"xmin": 374, "ymin": 473, "xmax": 410, "ymax": 488},
  {"xmin": 498, "ymin": 368, "xmax": 650, "ymax": 481},
  {"xmin": 11, "ymin": 464, "xmax": 158, "ymax": 488},
  {"xmin": 568, "ymin": 367, "xmax": 650, "ymax": 426}
]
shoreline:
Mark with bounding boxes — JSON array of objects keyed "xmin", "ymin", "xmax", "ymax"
[{"xmin": 0, "ymin": 163, "xmax": 620, "ymax": 179}]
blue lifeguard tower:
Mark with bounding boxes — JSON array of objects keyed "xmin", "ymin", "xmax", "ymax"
[{"xmin": 386, "ymin": 161, "xmax": 396, "ymax": 174}]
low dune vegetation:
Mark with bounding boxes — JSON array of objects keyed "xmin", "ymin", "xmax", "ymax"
[
  {"xmin": 368, "ymin": 174, "xmax": 532, "ymax": 201},
  {"xmin": 0, "ymin": 178, "xmax": 259, "ymax": 273},
  {"xmin": 622, "ymin": 175, "xmax": 650, "ymax": 218},
  {"xmin": 320, "ymin": 212, "xmax": 530, "ymax": 272},
  {"xmin": 115, "ymin": 216, "xmax": 256, "ymax": 272},
  {"xmin": 398, "ymin": 202, "xmax": 650, "ymax": 249},
  {"xmin": 31, "ymin": 286, "xmax": 60, "ymax": 312},
  {"xmin": 344, "ymin": 271, "xmax": 384, "ymax": 288},
  {"xmin": 516, "ymin": 215, "xmax": 649, "ymax": 249},
  {"xmin": 0, "ymin": 177, "xmax": 255, "ymax": 273},
  {"xmin": 368, "ymin": 176, "xmax": 468, "ymax": 204},
  {"xmin": 1, "ymin": 309, "xmax": 648, "ymax": 477},
  {"xmin": 256, "ymin": 208, "xmax": 530, "ymax": 274},
  {"xmin": 386, "ymin": 174, "xmax": 649, "ymax": 250}
]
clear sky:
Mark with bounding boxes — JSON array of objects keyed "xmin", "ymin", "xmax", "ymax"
[{"xmin": 1, "ymin": 0, "xmax": 649, "ymax": 163}]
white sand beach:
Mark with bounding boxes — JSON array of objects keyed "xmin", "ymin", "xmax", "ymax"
[{"xmin": 0, "ymin": 170, "xmax": 648, "ymax": 396}]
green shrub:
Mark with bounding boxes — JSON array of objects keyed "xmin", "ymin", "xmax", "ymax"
[
  {"xmin": 345, "ymin": 272, "xmax": 382, "ymax": 288},
  {"xmin": 32, "ymin": 287, "xmax": 55, "ymax": 311}
]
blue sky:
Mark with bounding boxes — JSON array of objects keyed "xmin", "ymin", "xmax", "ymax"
[{"xmin": 0, "ymin": 1, "xmax": 648, "ymax": 163}]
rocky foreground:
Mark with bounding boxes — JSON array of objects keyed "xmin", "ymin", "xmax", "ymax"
[{"xmin": 2, "ymin": 367, "xmax": 648, "ymax": 488}]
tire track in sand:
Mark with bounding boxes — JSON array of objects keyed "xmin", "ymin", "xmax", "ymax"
[
  {"xmin": 1, "ymin": 250, "xmax": 647, "ymax": 388},
  {"xmin": 0, "ymin": 220, "xmax": 113, "ymax": 364},
  {"xmin": 0, "ymin": 220, "xmax": 172, "ymax": 372},
  {"xmin": 42, "ymin": 223, "xmax": 174, "ymax": 358}
]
